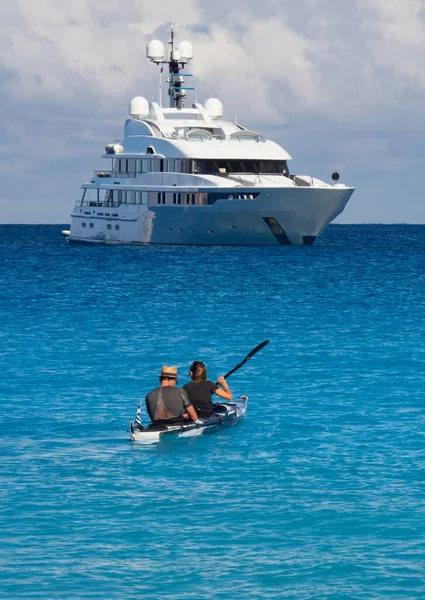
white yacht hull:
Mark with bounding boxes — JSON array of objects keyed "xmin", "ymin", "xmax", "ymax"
[{"xmin": 68, "ymin": 185, "xmax": 354, "ymax": 246}]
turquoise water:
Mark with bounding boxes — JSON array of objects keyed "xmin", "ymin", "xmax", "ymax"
[{"xmin": 1, "ymin": 224, "xmax": 425, "ymax": 599}]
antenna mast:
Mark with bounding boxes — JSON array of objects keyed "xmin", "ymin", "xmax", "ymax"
[{"xmin": 146, "ymin": 27, "xmax": 194, "ymax": 110}]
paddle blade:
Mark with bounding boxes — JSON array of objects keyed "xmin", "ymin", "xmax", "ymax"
[
  {"xmin": 246, "ymin": 340, "xmax": 269, "ymax": 359},
  {"xmin": 222, "ymin": 340, "xmax": 270, "ymax": 380}
]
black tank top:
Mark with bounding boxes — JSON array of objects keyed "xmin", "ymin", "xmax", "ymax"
[{"xmin": 183, "ymin": 380, "xmax": 218, "ymax": 418}]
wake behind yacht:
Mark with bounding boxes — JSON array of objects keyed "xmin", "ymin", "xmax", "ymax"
[{"xmin": 66, "ymin": 29, "xmax": 354, "ymax": 246}]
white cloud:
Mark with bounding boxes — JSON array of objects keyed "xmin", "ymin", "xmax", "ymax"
[
  {"xmin": 2, "ymin": 0, "xmax": 425, "ymax": 121},
  {"xmin": 1, "ymin": 0, "xmax": 425, "ymax": 223},
  {"xmin": 366, "ymin": 0, "xmax": 425, "ymax": 46}
]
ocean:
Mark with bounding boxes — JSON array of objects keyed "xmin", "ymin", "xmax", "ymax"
[{"xmin": 1, "ymin": 224, "xmax": 425, "ymax": 599}]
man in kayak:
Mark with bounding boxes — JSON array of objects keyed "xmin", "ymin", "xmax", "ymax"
[{"xmin": 145, "ymin": 365, "xmax": 199, "ymax": 425}]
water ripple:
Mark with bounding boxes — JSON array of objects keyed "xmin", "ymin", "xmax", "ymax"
[{"xmin": 1, "ymin": 225, "xmax": 425, "ymax": 599}]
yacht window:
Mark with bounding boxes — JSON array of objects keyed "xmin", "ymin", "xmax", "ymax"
[
  {"xmin": 194, "ymin": 161, "xmax": 207, "ymax": 174},
  {"xmin": 84, "ymin": 188, "xmax": 101, "ymax": 206},
  {"xmin": 115, "ymin": 225, "xmax": 120, "ymax": 230},
  {"xmin": 193, "ymin": 159, "xmax": 288, "ymax": 175},
  {"xmin": 151, "ymin": 159, "xmax": 161, "ymax": 172},
  {"xmin": 149, "ymin": 123, "xmax": 162, "ymax": 137},
  {"xmin": 175, "ymin": 159, "xmax": 182, "ymax": 173},
  {"xmin": 136, "ymin": 159, "xmax": 142, "ymax": 173},
  {"xmin": 148, "ymin": 191, "xmax": 158, "ymax": 204},
  {"xmin": 82, "ymin": 222, "xmax": 87, "ymax": 227},
  {"xmin": 127, "ymin": 159, "xmax": 136, "ymax": 174},
  {"xmin": 107, "ymin": 224, "xmax": 112, "ymax": 229},
  {"xmin": 89, "ymin": 223, "xmax": 94, "ymax": 228},
  {"xmin": 167, "ymin": 159, "xmax": 175, "ymax": 172},
  {"xmin": 141, "ymin": 191, "xmax": 148, "ymax": 205},
  {"xmin": 104, "ymin": 190, "xmax": 112, "ymax": 206},
  {"xmin": 142, "ymin": 159, "xmax": 150, "ymax": 173},
  {"xmin": 166, "ymin": 193, "xmax": 174, "ymax": 204},
  {"xmin": 80, "ymin": 189, "xmax": 87, "ymax": 204}
]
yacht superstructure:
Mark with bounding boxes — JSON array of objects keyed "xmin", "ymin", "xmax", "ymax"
[{"xmin": 67, "ymin": 29, "xmax": 354, "ymax": 246}]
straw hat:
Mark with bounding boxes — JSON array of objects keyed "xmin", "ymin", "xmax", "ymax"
[{"xmin": 158, "ymin": 365, "xmax": 179, "ymax": 379}]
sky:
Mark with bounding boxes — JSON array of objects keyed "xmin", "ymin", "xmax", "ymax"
[{"xmin": 1, "ymin": 0, "xmax": 425, "ymax": 224}]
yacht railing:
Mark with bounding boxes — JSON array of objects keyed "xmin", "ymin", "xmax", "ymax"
[
  {"xmin": 161, "ymin": 132, "xmax": 227, "ymax": 141},
  {"xmin": 93, "ymin": 170, "xmax": 285, "ymax": 182},
  {"xmin": 158, "ymin": 132, "xmax": 265, "ymax": 142},
  {"xmin": 77, "ymin": 200, "xmax": 121, "ymax": 208},
  {"xmin": 94, "ymin": 170, "xmax": 138, "ymax": 178}
]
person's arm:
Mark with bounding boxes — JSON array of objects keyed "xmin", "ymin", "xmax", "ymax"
[
  {"xmin": 145, "ymin": 393, "xmax": 154, "ymax": 421},
  {"xmin": 181, "ymin": 389, "xmax": 199, "ymax": 421},
  {"xmin": 215, "ymin": 376, "xmax": 232, "ymax": 400},
  {"xmin": 186, "ymin": 405, "xmax": 199, "ymax": 421}
]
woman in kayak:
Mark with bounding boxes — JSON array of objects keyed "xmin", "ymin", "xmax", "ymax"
[{"xmin": 183, "ymin": 361, "xmax": 233, "ymax": 419}]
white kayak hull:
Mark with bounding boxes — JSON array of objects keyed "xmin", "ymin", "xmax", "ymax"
[{"xmin": 130, "ymin": 396, "xmax": 248, "ymax": 444}]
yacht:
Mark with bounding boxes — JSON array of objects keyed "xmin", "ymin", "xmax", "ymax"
[{"xmin": 65, "ymin": 28, "xmax": 354, "ymax": 246}]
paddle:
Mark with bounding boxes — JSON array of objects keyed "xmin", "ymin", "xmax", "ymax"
[{"xmin": 220, "ymin": 340, "xmax": 270, "ymax": 381}]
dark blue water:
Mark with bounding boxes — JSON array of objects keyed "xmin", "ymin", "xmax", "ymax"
[{"xmin": 1, "ymin": 225, "xmax": 425, "ymax": 599}]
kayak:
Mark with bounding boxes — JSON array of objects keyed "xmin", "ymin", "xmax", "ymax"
[{"xmin": 130, "ymin": 396, "xmax": 248, "ymax": 444}]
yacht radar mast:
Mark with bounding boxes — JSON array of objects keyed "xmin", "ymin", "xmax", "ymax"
[{"xmin": 146, "ymin": 27, "xmax": 194, "ymax": 109}]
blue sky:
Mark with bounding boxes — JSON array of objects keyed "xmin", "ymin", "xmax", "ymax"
[{"xmin": 1, "ymin": 0, "xmax": 425, "ymax": 224}]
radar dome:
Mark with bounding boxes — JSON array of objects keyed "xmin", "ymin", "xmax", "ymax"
[
  {"xmin": 178, "ymin": 41, "xmax": 193, "ymax": 61},
  {"xmin": 146, "ymin": 40, "xmax": 165, "ymax": 62},
  {"xmin": 204, "ymin": 98, "xmax": 224, "ymax": 120},
  {"xmin": 129, "ymin": 96, "xmax": 150, "ymax": 118}
]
